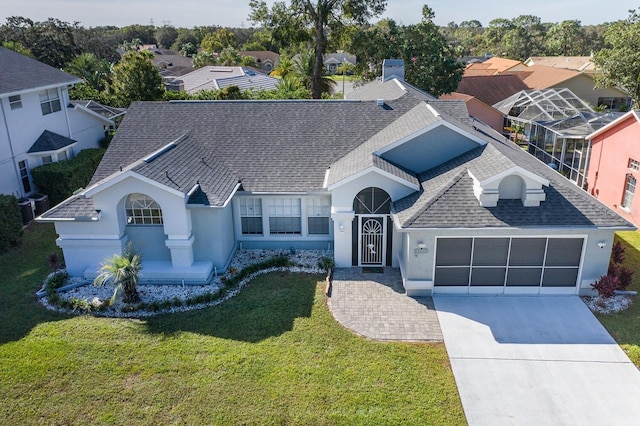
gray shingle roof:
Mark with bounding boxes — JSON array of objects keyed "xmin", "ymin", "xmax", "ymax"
[
  {"xmin": 28, "ymin": 130, "xmax": 76, "ymax": 153},
  {"xmin": 87, "ymin": 95, "xmax": 421, "ymax": 207},
  {"xmin": 0, "ymin": 47, "xmax": 81, "ymax": 96},
  {"xmin": 393, "ymin": 136, "xmax": 631, "ymax": 229},
  {"xmin": 46, "ymin": 77, "xmax": 631, "ymax": 230},
  {"xmin": 346, "ymin": 78, "xmax": 436, "ymax": 102},
  {"xmin": 39, "ymin": 195, "xmax": 99, "ymax": 220}
]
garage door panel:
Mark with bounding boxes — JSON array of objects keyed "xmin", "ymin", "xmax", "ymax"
[
  {"xmin": 434, "ymin": 237, "xmax": 583, "ymax": 293},
  {"xmin": 509, "ymin": 238, "xmax": 546, "ymax": 266},
  {"xmin": 545, "ymin": 239, "xmax": 583, "ymax": 267},
  {"xmin": 436, "ymin": 238, "xmax": 472, "ymax": 266},
  {"xmin": 542, "ymin": 268, "xmax": 579, "ymax": 287},
  {"xmin": 435, "ymin": 267, "xmax": 470, "ymax": 286},
  {"xmin": 471, "ymin": 267, "xmax": 506, "ymax": 286},
  {"xmin": 473, "ymin": 238, "xmax": 509, "ymax": 266},
  {"xmin": 506, "ymin": 268, "xmax": 542, "ymax": 286}
]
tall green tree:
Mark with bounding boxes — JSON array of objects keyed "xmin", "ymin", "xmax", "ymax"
[
  {"xmin": 201, "ymin": 28, "xmax": 238, "ymax": 53},
  {"xmin": 93, "ymin": 245, "xmax": 142, "ymax": 305},
  {"xmin": 155, "ymin": 25, "xmax": 178, "ymax": 48},
  {"xmin": 0, "ymin": 17, "xmax": 80, "ymax": 68},
  {"xmin": 401, "ymin": 6, "xmax": 464, "ymax": 95},
  {"xmin": 249, "ymin": 0, "xmax": 386, "ymax": 99},
  {"xmin": 545, "ymin": 20, "xmax": 586, "ymax": 56},
  {"xmin": 593, "ymin": 8, "xmax": 640, "ymax": 106},
  {"xmin": 65, "ymin": 53, "xmax": 111, "ymax": 91},
  {"xmin": 108, "ymin": 51, "xmax": 164, "ymax": 107}
]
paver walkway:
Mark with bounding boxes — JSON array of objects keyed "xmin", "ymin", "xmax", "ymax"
[{"xmin": 328, "ymin": 268, "xmax": 443, "ymax": 341}]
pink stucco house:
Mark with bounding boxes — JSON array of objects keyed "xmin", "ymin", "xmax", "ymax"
[{"xmin": 587, "ymin": 110, "xmax": 640, "ymax": 226}]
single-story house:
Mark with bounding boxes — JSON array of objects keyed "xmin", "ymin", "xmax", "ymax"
[
  {"xmin": 38, "ymin": 71, "xmax": 633, "ymax": 296},
  {"xmin": 165, "ymin": 66, "xmax": 279, "ymax": 94}
]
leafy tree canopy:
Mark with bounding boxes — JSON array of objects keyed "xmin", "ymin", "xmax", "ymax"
[
  {"xmin": 593, "ymin": 8, "xmax": 640, "ymax": 106},
  {"xmin": 108, "ymin": 50, "xmax": 164, "ymax": 107}
]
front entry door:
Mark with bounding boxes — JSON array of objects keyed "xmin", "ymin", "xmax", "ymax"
[{"xmin": 359, "ymin": 215, "xmax": 386, "ymax": 266}]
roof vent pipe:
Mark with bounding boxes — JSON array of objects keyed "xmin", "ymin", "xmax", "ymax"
[{"xmin": 376, "ymin": 99, "xmax": 385, "ymax": 107}]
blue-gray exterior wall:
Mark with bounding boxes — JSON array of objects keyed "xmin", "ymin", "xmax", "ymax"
[{"xmin": 381, "ymin": 126, "xmax": 480, "ymax": 173}]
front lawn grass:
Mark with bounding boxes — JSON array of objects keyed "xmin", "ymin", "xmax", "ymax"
[
  {"xmin": 0, "ymin": 223, "xmax": 465, "ymax": 425},
  {"xmin": 595, "ymin": 231, "xmax": 640, "ymax": 367}
]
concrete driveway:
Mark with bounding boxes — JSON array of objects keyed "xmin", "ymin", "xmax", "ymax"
[{"xmin": 434, "ymin": 296, "xmax": 640, "ymax": 426}]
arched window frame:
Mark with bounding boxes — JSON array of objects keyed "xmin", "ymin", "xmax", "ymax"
[{"xmin": 125, "ymin": 193, "xmax": 163, "ymax": 225}]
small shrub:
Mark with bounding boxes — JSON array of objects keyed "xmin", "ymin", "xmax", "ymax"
[
  {"xmin": 0, "ymin": 195, "xmax": 23, "ymax": 253},
  {"xmin": 592, "ymin": 274, "xmax": 619, "ymax": 299},
  {"xmin": 46, "ymin": 270, "xmax": 69, "ymax": 289},
  {"xmin": 318, "ymin": 256, "xmax": 335, "ymax": 272},
  {"xmin": 228, "ymin": 266, "xmax": 238, "ymax": 275},
  {"xmin": 610, "ymin": 241, "xmax": 626, "ymax": 265},
  {"xmin": 615, "ymin": 266, "xmax": 634, "ymax": 290}
]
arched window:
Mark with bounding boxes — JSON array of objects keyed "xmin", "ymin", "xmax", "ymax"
[
  {"xmin": 125, "ymin": 193, "xmax": 163, "ymax": 225},
  {"xmin": 353, "ymin": 187, "xmax": 391, "ymax": 214}
]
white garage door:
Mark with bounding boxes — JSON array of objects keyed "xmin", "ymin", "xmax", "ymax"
[{"xmin": 433, "ymin": 237, "xmax": 584, "ymax": 294}]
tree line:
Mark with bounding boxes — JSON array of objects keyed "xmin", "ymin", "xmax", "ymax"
[{"xmin": 0, "ymin": 3, "xmax": 636, "ymax": 105}]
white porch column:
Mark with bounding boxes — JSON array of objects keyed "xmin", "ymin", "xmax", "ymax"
[
  {"xmin": 331, "ymin": 209, "xmax": 355, "ymax": 267},
  {"xmin": 165, "ymin": 234, "xmax": 195, "ymax": 268}
]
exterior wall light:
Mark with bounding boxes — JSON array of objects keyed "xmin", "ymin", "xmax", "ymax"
[
  {"xmin": 414, "ymin": 242, "xmax": 427, "ymax": 256},
  {"xmin": 339, "ymin": 223, "xmax": 345, "ymax": 232},
  {"xmin": 597, "ymin": 241, "xmax": 606, "ymax": 249}
]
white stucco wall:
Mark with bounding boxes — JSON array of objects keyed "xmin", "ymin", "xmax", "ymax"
[
  {"xmin": 0, "ymin": 87, "xmax": 106, "ymax": 196},
  {"xmin": 330, "ymin": 170, "xmax": 417, "ymax": 267},
  {"xmin": 56, "ymin": 174, "xmax": 198, "ymax": 276}
]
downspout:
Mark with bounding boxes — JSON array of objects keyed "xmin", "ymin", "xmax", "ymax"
[
  {"xmin": 62, "ymin": 87, "xmax": 74, "ymax": 153},
  {"xmin": 0, "ymin": 99, "xmax": 24, "ymax": 198}
]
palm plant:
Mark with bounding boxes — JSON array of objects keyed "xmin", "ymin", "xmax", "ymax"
[
  {"xmin": 293, "ymin": 50, "xmax": 335, "ymax": 96},
  {"xmin": 93, "ymin": 245, "xmax": 142, "ymax": 305},
  {"xmin": 271, "ymin": 55, "xmax": 294, "ymax": 78}
]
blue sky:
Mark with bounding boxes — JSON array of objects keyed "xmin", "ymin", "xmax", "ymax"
[{"xmin": 0, "ymin": 0, "xmax": 634, "ymax": 28}]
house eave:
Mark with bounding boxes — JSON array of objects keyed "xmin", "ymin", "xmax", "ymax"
[{"xmin": 326, "ymin": 166, "xmax": 419, "ymax": 192}]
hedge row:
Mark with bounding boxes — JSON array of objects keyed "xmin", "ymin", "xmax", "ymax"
[
  {"xmin": 31, "ymin": 148, "xmax": 106, "ymax": 205},
  {"xmin": 0, "ymin": 195, "xmax": 23, "ymax": 253}
]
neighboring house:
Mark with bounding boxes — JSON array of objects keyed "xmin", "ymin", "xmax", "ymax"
[
  {"xmin": 439, "ymin": 92, "xmax": 506, "ymax": 135},
  {"xmin": 324, "ymin": 53, "xmax": 356, "ymax": 74},
  {"xmin": 38, "ymin": 61, "xmax": 632, "ymax": 297},
  {"xmin": 503, "ymin": 65, "xmax": 631, "ymax": 111},
  {"xmin": 587, "ymin": 110, "xmax": 640, "ymax": 226},
  {"xmin": 239, "ymin": 51, "xmax": 280, "ymax": 73},
  {"xmin": 463, "ymin": 57, "xmax": 522, "ymax": 76},
  {"xmin": 523, "ymin": 56, "xmax": 597, "ymax": 74},
  {"xmin": 455, "ymin": 74, "xmax": 530, "ymax": 106},
  {"xmin": 118, "ymin": 45, "xmax": 194, "ymax": 77},
  {"xmin": 0, "ymin": 47, "xmax": 115, "ymax": 198},
  {"xmin": 70, "ymin": 100, "xmax": 127, "ymax": 128},
  {"xmin": 165, "ymin": 66, "xmax": 279, "ymax": 94},
  {"xmin": 494, "ymin": 88, "xmax": 622, "ymax": 188}
]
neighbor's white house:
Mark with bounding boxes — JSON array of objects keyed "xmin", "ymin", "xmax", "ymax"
[
  {"xmin": 38, "ymin": 62, "xmax": 634, "ymax": 297},
  {"xmin": 0, "ymin": 47, "xmax": 117, "ymax": 198}
]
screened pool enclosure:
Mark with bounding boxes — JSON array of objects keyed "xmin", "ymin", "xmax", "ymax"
[{"xmin": 494, "ymin": 88, "xmax": 622, "ymax": 188}]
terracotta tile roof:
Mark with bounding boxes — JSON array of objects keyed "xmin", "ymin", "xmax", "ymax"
[
  {"xmin": 464, "ymin": 57, "xmax": 522, "ymax": 76},
  {"xmin": 455, "ymin": 75, "xmax": 530, "ymax": 106},
  {"xmin": 525, "ymin": 56, "xmax": 596, "ymax": 72},
  {"xmin": 504, "ymin": 65, "xmax": 581, "ymax": 89}
]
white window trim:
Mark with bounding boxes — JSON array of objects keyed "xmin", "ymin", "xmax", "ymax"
[
  {"xmin": 9, "ymin": 95, "xmax": 22, "ymax": 110},
  {"xmin": 39, "ymin": 88, "xmax": 61, "ymax": 116},
  {"xmin": 235, "ymin": 196, "xmax": 333, "ymax": 240}
]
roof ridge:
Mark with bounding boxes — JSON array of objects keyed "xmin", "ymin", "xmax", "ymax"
[{"xmin": 403, "ymin": 170, "xmax": 468, "ymax": 227}]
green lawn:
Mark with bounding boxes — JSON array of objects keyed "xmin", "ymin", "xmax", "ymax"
[
  {"xmin": 595, "ymin": 231, "xmax": 640, "ymax": 367},
  {"xmin": 0, "ymin": 224, "xmax": 465, "ymax": 425}
]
